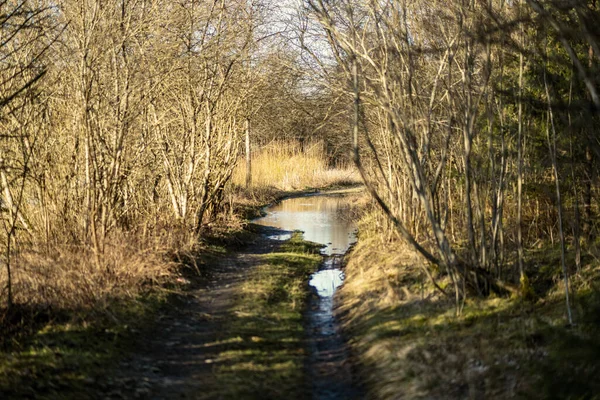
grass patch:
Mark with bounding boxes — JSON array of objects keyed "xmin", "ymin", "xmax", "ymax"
[
  {"xmin": 0, "ymin": 238, "xmax": 231, "ymax": 399},
  {"xmin": 339, "ymin": 214, "xmax": 600, "ymax": 400},
  {"xmin": 199, "ymin": 232, "xmax": 322, "ymax": 400},
  {"xmin": 0, "ymin": 292, "xmax": 170, "ymax": 399}
]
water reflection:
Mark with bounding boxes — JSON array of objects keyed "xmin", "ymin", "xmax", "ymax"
[
  {"xmin": 253, "ymin": 194, "xmax": 357, "ymax": 256},
  {"xmin": 255, "ymin": 192, "xmax": 361, "ymax": 399},
  {"xmin": 310, "ymin": 269, "xmax": 344, "ymax": 297}
]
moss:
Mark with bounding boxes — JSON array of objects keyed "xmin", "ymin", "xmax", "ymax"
[
  {"xmin": 0, "ymin": 292, "xmax": 169, "ymax": 399},
  {"xmin": 338, "ymin": 223, "xmax": 600, "ymax": 400},
  {"xmin": 197, "ymin": 232, "xmax": 322, "ymax": 400}
]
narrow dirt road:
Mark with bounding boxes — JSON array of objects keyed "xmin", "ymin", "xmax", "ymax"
[
  {"xmin": 104, "ymin": 229, "xmax": 284, "ymax": 399},
  {"xmin": 98, "ymin": 188, "xmax": 366, "ymax": 400}
]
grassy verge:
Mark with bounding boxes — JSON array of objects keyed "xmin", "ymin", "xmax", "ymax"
[
  {"xmin": 339, "ymin": 214, "xmax": 600, "ymax": 400},
  {"xmin": 0, "ymin": 231, "xmax": 235, "ymax": 399},
  {"xmin": 0, "ymin": 292, "xmax": 170, "ymax": 399},
  {"xmin": 198, "ymin": 232, "xmax": 323, "ymax": 399}
]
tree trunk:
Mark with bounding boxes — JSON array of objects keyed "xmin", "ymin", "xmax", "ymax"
[
  {"xmin": 583, "ymin": 144, "xmax": 593, "ymax": 240},
  {"xmin": 545, "ymin": 63, "xmax": 573, "ymax": 325},
  {"xmin": 517, "ymin": 8, "xmax": 526, "ymax": 285},
  {"xmin": 245, "ymin": 117, "xmax": 251, "ymax": 188}
]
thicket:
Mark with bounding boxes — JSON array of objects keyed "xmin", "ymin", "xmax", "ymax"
[
  {"xmin": 2, "ymin": 0, "xmax": 599, "ymax": 344},
  {"xmin": 0, "ymin": 0, "xmax": 356, "ymax": 326},
  {"xmin": 304, "ymin": 0, "xmax": 600, "ymax": 319}
]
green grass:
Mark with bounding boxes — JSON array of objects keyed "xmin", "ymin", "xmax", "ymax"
[
  {"xmin": 199, "ymin": 232, "xmax": 322, "ymax": 400},
  {"xmin": 338, "ymin": 224, "xmax": 600, "ymax": 400},
  {"xmin": 0, "ymin": 292, "xmax": 169, "ymax": 399}
]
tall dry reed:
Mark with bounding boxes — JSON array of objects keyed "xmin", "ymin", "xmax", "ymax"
[{"xmin": 232, "ymin": 140, "xmax": 359, "ymax": 190}]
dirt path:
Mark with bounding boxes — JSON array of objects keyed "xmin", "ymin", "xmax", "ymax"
[
  {"xmin": 105, "ymin": 230, "xmax": 283, "ymax": 400},
  {"xmin": 306, "ymin": 257, "xmax": 360, "ymax": 400},
  {"xmin": 99, "ymin": 195, "xmax": 365, "ymax": 400}
]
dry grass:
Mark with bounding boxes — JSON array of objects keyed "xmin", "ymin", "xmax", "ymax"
[
  {"xmin": 232, "ymin": 140, "xmax": 360, "ymax": 191},
  {"xmin": 0, "ymin": 226, "xmax": 189, "ymax": 399},
  {"xmin": 0, "ymin": 225, "xmax": 192, "ymax": 399},
  {"xmin": 338, "ymin": 211, "xmax": 600, "ymax": 400},
  {"xmin": 0, "ymin": 224, "xmax": 199, "ymax": 324}
]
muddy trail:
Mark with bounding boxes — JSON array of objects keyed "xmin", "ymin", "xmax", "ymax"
[
  {"xmin": 103, "ymin": 190, "xmax": 363, "ymax": 400},
  {"xmin": 104, "ymin": 229, "xmax": 283, "ymax": 399},
  {"xmin": 306, "ymin": 254, "xmax": 357, "ymax": 400}
]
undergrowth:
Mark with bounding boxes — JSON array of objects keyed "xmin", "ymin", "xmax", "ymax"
[{"xmin": 339, "ymin": 212, "xmax": 600, "ymax": 400}]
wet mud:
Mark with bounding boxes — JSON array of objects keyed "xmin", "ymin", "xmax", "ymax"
[{"xmin": 254, "ymin": 192, "xmax": 362, "ymax": 399}]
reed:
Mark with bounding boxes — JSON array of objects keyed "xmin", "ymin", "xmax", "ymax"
[{"xmin": 232, "ymin": 140, "xmax": 359, "ymax": 191}]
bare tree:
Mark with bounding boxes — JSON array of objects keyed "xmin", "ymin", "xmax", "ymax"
[{"xmin": 0, "ymin": 0, "xmax": 57, "ymax": 310}]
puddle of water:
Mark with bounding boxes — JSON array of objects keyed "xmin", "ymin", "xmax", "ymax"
[
  {"xmin": 254, "ymin": 192, "xmax": 361, "ymax": 399},
  {"xmin": 253, "ymin": 194, "xmax": 357, "ymax": 255},
  {"xmin": 309, "ymin": 269, "xmax": 344, "ymax": 297}
]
